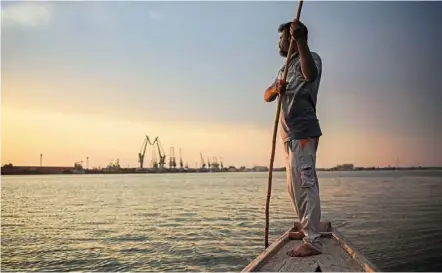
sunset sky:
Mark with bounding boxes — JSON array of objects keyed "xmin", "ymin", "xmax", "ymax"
[{"xmin": 2, "ymin": 1, "xmax": 441, "ymax": 169}]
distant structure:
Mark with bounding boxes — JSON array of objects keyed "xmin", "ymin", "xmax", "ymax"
[
  {"xmin": 334, "ymin": 164, "xmax": 354, "ymax": 171},
  {"xmin": 74, "ymin": 161, "xmax": 84, "ymax": 173},
  {"xmin": 138, "ymin": 134, "xmax": 152, "ymax": 169},
  {"xmin": 40, "ymin": 153, "xmax": 43, "ymax": 167},
  {"xmin": 200, "ymin": 153, "xmax": 206, "ymax": 169},
  {"xmin": 151, "ymin": 148, "xmax": 158, "ymax": 168},
  {"xmin": 155, "ymin": 139, "xmax": 166, "ymax": 168},
  {"xmin": 169, "ymin": 147, "xmax": 176, "ymax": 169},
  {"xmin": 134, "ymin": 134, "xmax": 225, "ymax": 172},
  {"xmin": 252, "ymin": 165, "xmax": 268, "ymax": 172},
  {"xmin": 211, "ymin": 157, "xmax": 220, "ymax": 171},
  {"xmin": 179, "ymin": 148, "xmax": 184, "ymax": 169},
  {"xmin": 104, "ymin": 159, "xmax": 121, "ymax": 173}
]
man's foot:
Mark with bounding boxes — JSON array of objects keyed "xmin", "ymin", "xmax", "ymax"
[
  {"xmin": 287, "ymin": 243, "xmax": 322, "ymax": 257},
  {"xmin": 288, "ymin": 231, "xmax": 305, "ymax": 240}
]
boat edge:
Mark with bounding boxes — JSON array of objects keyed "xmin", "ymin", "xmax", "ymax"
[
  {"xmin": 331, "ymin": 229, "xmax": 381, "ymax": 272},
  {"xmin": 241, "ymin": 229, "xmax": 291, "ymax": 272}
]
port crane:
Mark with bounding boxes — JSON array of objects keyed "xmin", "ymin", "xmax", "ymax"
[
  {"xmin": 138, "ymin": 134, "xmax": 155, "ymax": 169},
  {"xmin": 179, "ymin": 148, "xmax": 184, "ymax": 169},
  {"xmin": 169, "ymin": 147, "xmax": 177, "ymax": 168},
  {"xmin": 152, "ymin": 137, "xmax": 166, "ymax": 168},
  {"xmin": 212, "ymin": 157, "xmax": 220, "ymax": 170},
  {"xmin": 200, "ymin": 152, "xmax": 206, "ymax": 169}
]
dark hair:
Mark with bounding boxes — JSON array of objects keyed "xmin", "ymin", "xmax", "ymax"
[{"xmin": 278, "ymin": 21, "xmax": 308, "ymax": 41}]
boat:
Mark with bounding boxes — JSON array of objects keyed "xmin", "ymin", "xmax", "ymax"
[{"xmin": 242, "ymin": 221, "xmax": 380, "ymax": 272}]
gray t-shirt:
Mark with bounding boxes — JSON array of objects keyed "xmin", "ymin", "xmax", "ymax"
[{"xmin": 273, "ymin": 52, "xmax": 322, "ymax": 143}]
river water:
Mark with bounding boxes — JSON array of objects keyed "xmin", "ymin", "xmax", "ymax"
[{"xmin": 2, "ymin": 171, "xmax": 442, "ymax": 272}]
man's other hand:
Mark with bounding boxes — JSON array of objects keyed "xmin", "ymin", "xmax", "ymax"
[
  {"xmin": 290, "ymin": 19, "xmax": 307, "ymax": 41},
  {"xmin": 276, "ymin": 80, "xmax": 287, "ymax": 94}
]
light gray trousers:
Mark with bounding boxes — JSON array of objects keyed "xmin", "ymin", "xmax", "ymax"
[{"xmin": 284, "ymin": 137, "xmax": 322, "ymax": 252}]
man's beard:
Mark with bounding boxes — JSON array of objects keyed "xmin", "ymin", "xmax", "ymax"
[{"xmin": 279, "ymin": 43, "xmax": 288, "ymax": 57}]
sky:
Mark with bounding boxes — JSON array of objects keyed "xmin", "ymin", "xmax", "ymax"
[{"xmin": 2, "ymin": 1, "xmax": 442, "ymax": 169}]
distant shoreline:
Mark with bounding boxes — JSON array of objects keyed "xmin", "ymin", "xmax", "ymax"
[{"xmin": 1, "ymin": 164, "xmax": 441, "ymax": 176}]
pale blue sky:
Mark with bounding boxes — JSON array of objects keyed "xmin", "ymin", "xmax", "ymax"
[{"xmin": 2, "ymin": 1, "xmax": 442, "ymax": 167}]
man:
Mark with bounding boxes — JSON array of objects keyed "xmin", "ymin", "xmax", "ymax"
[{"xmin": 264, "ymin": 19, "xmax": 323, "ymax": 257}]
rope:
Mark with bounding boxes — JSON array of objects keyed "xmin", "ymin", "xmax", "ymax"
[{"xmin": 265, "ymin": 0, "xmax": 304, "ymax": 249}]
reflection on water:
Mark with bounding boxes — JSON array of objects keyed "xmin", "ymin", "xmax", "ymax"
[{"xmin": 2, "ymin": 171, "xmax": 442, "ymax": 271}]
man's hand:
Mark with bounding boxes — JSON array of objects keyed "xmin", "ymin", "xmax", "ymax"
[
  {"xmin": 275, "ymin": 80, "xmax": 287, "ymax": 95},
  {"xmin": 290, "ymin": 19, "xmax": 307, "ymax": 42},
  {"xmin": 264, "ymin": 80, "xmax": 286, "ymax": 102}
]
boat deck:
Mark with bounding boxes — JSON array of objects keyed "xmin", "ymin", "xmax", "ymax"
[
  {"xmin": 257, "ymin": 236, "xmax": 363, "ymax": 272},
  {"xmin": 242, "ymin": 223, "xmax": 379, "ymax": 272}
]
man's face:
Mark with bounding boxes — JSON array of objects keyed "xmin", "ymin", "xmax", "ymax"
[{"xmin": 279, "ymin": 29, "xmax": 290, "ymax": 57}]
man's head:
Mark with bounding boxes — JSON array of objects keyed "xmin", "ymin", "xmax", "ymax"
[{"xmin": 278, "ymin": 21, "xmax": 308, "ymax": 57}]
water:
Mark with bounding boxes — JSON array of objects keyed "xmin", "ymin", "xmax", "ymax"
[{"xmin": 2, "ymin": 171, "xmax": 442, "ymax": 272}]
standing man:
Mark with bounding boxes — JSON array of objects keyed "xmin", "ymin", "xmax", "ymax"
[{"xmin": 264, "ymin": 19, "xmax": 323, "ymax": 257}]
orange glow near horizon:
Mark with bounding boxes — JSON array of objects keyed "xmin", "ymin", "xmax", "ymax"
[{"xmin": 2, "ymin": 106, "xmax": 435, "ymax": 169}]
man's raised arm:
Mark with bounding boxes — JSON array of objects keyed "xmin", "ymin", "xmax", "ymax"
[{"xmin": 290, "ymin": 20, "xmax": 318, "ymax": 82}]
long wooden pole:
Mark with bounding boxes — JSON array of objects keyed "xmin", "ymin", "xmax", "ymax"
[{"xmin": 265, "ymin": 0, "xmax": 304, "ymax": 249}]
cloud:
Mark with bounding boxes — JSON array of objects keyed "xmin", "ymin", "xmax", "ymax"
[
  {"xmin": 1, "ymin": 2, "xmax": 53, "ymax": 28},
  {"xmin": 147, "ymin": 10, "xmax": 163, "ymax": 21}
]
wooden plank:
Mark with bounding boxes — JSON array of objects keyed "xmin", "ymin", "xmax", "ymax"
[
  {"xmin": 277, "ymin": 249, "xmax": 319, "ymax": 272},
  {"xmin": 315, "ymin": 254, "xmax": 345, "ymax": 272},
  {"xmin": 257, "ymin": 240, "xmax": 303, "ymax": 272}
]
